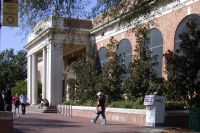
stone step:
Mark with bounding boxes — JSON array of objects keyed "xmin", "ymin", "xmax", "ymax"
[
  {"xmin": 26, "ymin": 105, "xmax": 46, "ymax": 113},
  {"xmin": 43, "ymin": 106, "xmax": 57, "ymax": 113},
  {"xmin": 15, "ymin": 105, "xmax": 58, "ymax": 114}
]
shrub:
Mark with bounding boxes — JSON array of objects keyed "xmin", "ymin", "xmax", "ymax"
[
  {"xmin": 63, "ymin": 100, "xmax": 77, "ymax": 105},
  {"xmin": 132, "ymin": 97, "xmax": 145, "ymax": 109},
  {"xmin": 165, "ymin": 101, "xmax": 186, "ymax": 110},
  {"xmin": 81, "ymin": 99, "xmax": 96, "ymax": 106},
  {"xmin": 108, "ymin": 100, "xmax": 134, "ymax": 108}
]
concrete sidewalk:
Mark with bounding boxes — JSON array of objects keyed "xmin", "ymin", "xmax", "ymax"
[{"xmin": 13, "ymin": 113, "xmax": 164, "ymax": 133}]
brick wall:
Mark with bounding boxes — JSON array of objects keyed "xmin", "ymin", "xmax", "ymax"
[{"xmin": 67, "ymin": 106, "xmax": 189, "ymax": 128}]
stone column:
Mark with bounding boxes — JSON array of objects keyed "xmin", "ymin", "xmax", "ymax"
[
  {"xmin": 27, "ymin": 55, "xmax": 32, "ymax": 103},
  {"xmin": 46, "ymin": 45, "xmax": 51, "ymax": 104},
  {"xmin": 42, "ymin": 47, "xmax": 47, "ymax": 99},
  {"xmin": 31, "ymin": 53, "xmax": 38, "ymax": 104},
  {"xmin": 46, "ymin": 42, "xmax": 63, "ymax": 105}
]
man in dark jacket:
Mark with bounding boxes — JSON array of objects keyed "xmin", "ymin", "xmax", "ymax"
[
  {"xmin": 0, "ymin": 91, "xmax": 5, "ymax": 111},
  {"xmin": 91, "ymin": 92, "xmax": 106, "ymax": 125},
  {"xmin": 4, "ymin": 89, "xmax": 12, "ymax": 112}
]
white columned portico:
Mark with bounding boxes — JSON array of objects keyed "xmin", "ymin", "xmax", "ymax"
[
  {"xmin": 27, "ymin": 55, "xmax": 32, "ymax": 103},
  {"xmin": 42, "ymin": 47, "xmax": 47, "ymax": 99},
  {"xmin": 24, "ymin": 16, "xmax": 92, "ymax": 105},
  {"xmin": 31, "ymin": 53, "xmax": 38, "ymax": 104}
]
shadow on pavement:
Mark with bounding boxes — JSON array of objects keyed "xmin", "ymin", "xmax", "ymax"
[{"xmin": 13, "ymin": 116, "xmax": 82, "ymax": 133}]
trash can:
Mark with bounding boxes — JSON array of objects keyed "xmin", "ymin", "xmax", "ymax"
[
  {"xmin": 189, "ymin": 108, "xmax": 200, "ymax": 132},
  {"xmin": 144, "ymin": 95, "xmax": 165, "ymax": 127}
]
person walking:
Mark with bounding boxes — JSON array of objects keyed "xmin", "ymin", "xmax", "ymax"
[
  {"xmin": 0, "ymin": 91, "xmax": 5, "ymax": 111},
  {"xmin": 91, "ymin": 92, "xmax": 106, "ymax": 125},
  {"xmin": 3, "ymin": 89, "xmax": 12, "ymax": 112},
  {"xmin": 13, "ymin": 93, "xmax": 20, "ymax": 117},
  {"xmin": 19, "ymin": 92, "xmax": 27, "ymax": 115}
]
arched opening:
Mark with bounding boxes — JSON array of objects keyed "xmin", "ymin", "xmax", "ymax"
[
  {"xmin": 174, "ymin": 14, "xmax": 200, "ymax": 53},
  {"xmin": 146, "ymin": 28, "xmax": 163, "ymax": 78},
  {"xmin": 98, "ymin": 47, "xmax": 108, "ymax": 68},
  {"xmin": 116, "ymin": 39, "xmax": 132, "ymax": 70}
]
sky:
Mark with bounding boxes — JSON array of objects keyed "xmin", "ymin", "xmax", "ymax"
[
  {"xmin": 0, "ymin": 0, "xmax": 97, "ymax": 52},
  {"xmin": 0, "ymin": 26, "xmax": 27, "ymax": 52}
]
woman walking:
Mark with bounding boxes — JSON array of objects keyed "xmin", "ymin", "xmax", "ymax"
[{"xmin": 13, "ymin": 93, "xmax": 20, "ymax": 117}]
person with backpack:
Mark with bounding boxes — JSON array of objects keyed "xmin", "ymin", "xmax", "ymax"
[{"xmin": 13, "ymin": 93, "xmax": 20, "ymax": 117}]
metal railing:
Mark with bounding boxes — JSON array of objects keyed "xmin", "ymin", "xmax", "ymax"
[{"xmin": 57, "ymin": 104, "xmax": 72, "ymax": 117}]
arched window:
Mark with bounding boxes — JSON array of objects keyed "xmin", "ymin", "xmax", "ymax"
[
  {"xmin": 146, "ymin": 28, "xmax": 163, "ymax": 78},
  {"xmin": 116, "ymin": 39, "xmax": 132, "ymax": 70},
  {"xmin": 174, "ymin": 14, "xmax": 200, "ymax": 53},
  {"xmin": 98, "ymin": 47, "xmax": 108, "ymax": 67}
]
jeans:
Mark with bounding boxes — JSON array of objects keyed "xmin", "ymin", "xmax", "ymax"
[
  {"xmin": 92, "ymin": 111, "xmax": 106, "ymax": 125},
  {"xmin": 14, "ymin": 105, "xmax": 20, "ymax": 117},
  {"xmin": 21, "ymin": 103, "xmax": 26, "ymax": 115}
]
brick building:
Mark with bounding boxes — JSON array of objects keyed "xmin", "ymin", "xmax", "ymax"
[{"xmin": 25, "ymin": 0, "xmax": 200, "ymax": 105}]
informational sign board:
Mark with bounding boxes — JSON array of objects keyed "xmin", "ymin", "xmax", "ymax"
[
  {"xmin": 144, "ymin": 95, "xmax": 154, "ymax": 105},
  {"xmin": 144, "ymin": 95, "xmax": 165, "ymax": 127},
  {"xmin": 3, "ymin": 0, "xmax": 18, "ymax": 27}
]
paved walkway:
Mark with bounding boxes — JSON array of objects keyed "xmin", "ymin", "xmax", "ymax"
[{"xmin": 13, "ymin": 113, "xmax": 164, "ymax": 133}]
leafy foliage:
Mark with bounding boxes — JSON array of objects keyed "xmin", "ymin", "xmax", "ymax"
[
  {"xmin": 19, "ymin": 0, "xmax": 91, "ymax": 33},
  {"xmin": 0, "ymin": 49, "xmax": 27, "ymax": 92},
  {"xmin": 11, "ymin": 80, "xmax": 27, "ymax": 96},
  {"xmin": 165, "ymin": 101, "xmax": 186, "ymax": 110},
  {"xmin": 124, "ymin": 26, "xmax": 163, "ymax": 99},
  {"xmin": 67, "ymin": 52, "xmax": 101, "ymax": 104},
  {"xmin": 108, "ymin": 100, "xmax": 134, "ymax": 109},
  {"xmin": 101, "ymin": 37, "xmax": 126, "ymax": 102},
  {"xmin": 108, "ymin": 98, "xmax": 145, "ymax": 109},
  {"xmin": 19, "ymin": 0, "xmax": 177, "ymax": 33},
  {"xmin": 164, "ymin": 19, "xmax": 200, "ymax": 108},
  {"xmin": 67, "ymin": 38, "xmax": 125, "ymax": 103}
]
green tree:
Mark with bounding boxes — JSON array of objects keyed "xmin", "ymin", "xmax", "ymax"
[
  {"xmin": 15, "ymin": 50, "xmax": 27, "ymax": 80},
  {"xmin": 101, "ymin": 37, "xmax": 125, "ymax": 102},
  {"xmin": 67, "ymin": 52, "xmax": 101, "ymax": 104},
  {"xmin": 0, "ymin": 49, "xmax": 27, "ymax": 92},
  {"xmin": 19, "ymin": 0, "xmax": 92, "ymax": 32},
  {"xmin": 164, "ymin": 19, "xmax": 200, "ymax": 108},
  {"xmin": 11, "ymin": 80, "xmax": 27, "ymax": 96},
  {"xmin": 124, "ymin": 26, "xmax": 162, "ymax": 99}
]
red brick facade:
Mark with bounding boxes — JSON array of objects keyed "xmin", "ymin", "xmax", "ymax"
[{"xmin": 93, "ymin": 1, "xmax": 200, "ymax": 78}]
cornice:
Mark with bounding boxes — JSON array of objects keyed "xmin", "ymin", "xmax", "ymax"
[
  {"xmin": 24, "ymin": 27, "xmax": 91, "ymax": 50},
  {"xmin": 90, "ymin": 0, "xmax": 200, "ymax": 35}
]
